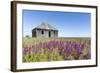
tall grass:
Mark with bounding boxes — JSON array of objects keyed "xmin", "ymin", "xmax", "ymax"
[{"xmin": 23, "ymin": 37, "xmax": 91, "ymax": 62}]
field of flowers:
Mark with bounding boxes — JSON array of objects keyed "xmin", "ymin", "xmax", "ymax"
[{"xmin": 23, "ymin": 37, "xmax": 91, "ymax": 62}]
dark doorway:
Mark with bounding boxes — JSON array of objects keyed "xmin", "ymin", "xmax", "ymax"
[
  {"xmin": 49, "ymin": 31, "xmax": 51, "ymax": 38},
  {"xmin": 41, "ymin": 30, "xmax": 44, "ymax": 34}
]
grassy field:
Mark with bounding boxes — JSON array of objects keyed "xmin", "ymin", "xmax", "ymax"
[{"xmin": 22, "ymin": 37, "xmax": 91, "ymax": 62}]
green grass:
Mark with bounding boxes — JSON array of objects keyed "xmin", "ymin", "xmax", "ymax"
[
  {"xmin": 23, "ymin": 37, "xmax": 90, "ymax": 47},
  {"xmin": 22, "ymin": 37, "xmax": 91, "ymax": 62}
]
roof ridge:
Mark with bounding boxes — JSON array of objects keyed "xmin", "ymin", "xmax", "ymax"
[{"xmin": 34, "ymin": 22, "xmax": 58, "ymax": 30}]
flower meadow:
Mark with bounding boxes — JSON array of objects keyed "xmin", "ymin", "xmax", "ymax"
[{"xmin": 23, "ymin": 38, "xmax": 91, "ymax": 62}]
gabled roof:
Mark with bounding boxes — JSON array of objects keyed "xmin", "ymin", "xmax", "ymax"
[{"xmin": 33, "ymin": 22, "xmax": 58, "ymax": 31}]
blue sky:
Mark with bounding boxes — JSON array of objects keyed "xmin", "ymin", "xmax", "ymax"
[{"xmin": 23, "ymin": 10, "xmax": 91, "ymax": 37}]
